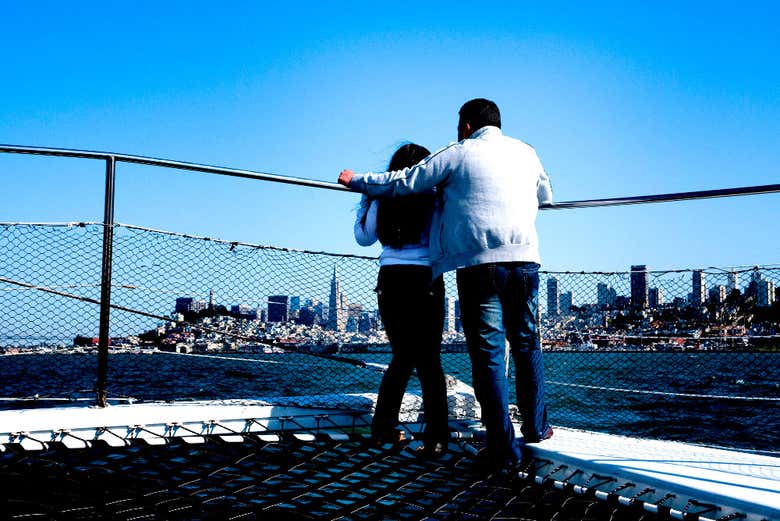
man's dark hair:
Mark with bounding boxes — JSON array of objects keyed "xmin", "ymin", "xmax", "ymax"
[
  {"xmin": 376, "ymin": 143, "xmax": 435, "ymax": 248},
  {"xmin": 458, "ymin": 98, "xmax": 501, "ymax": 131}
]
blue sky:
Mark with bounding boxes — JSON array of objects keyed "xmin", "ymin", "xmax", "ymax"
[{"xmin": 1, "ymin": 1, "xmax": 778, "ymax": 272}]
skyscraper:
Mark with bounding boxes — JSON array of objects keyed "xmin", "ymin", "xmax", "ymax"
[
  {"xmin": 175, "ymin": 297, "xmax": 193, "ymax": 314},
  {"xmin": 454, "ymin": 300, "xmax": 462, "ymax": 332},
  {"xmin": 746, "ymin": 269, "xmax": 763, "ymax": 300},
  {"xmin": 347, "ymin": 303, "xmax": 363, "ymax": 319},
  {"xmin": 597, "ymin": 283, "xmax": 617, "ymax": 308},
  {"xmin": 297, "ymin": 299, "xmax": 323, "ymax": 326},
  {"xmin": 560, "ymin": 291, "xmax": 574, "ymax": 314},
  {"xmin": 313, "ymin": 300, "xmax": 324, "ymax": 322},
  {"xmin": 358, "ymin": 311, "xmax": 378, "ymax": 333},
  {"xmin": 289, "ymin": 296, "xmax": 301, "ymax": 318},
  {"xmin": 230, "ymin": 304, "xmax": 257, "ymax": 319},
  {"xmin": 547, "ymin": 277, "xmax": 559, "ymax": 316},
  {"xmin": 691, "ymin": 270, "xmax": 706, "ymax": 306},
  {"xmin": 444, "ymin": 296, "xmax": 456, "ymax": 332},
  {"xmin": 758, "ymin": 280, "xmax": 776, "ymax": 307},
  {"xmin": 175, "ymin": 297, "xmax": 206, "ymax": 314},
  {"xmin": 727, "ymin": 270, "xmax": 739, "ymax": 293},
  {"xmin": 597, "ymin": 283, "xmax": 608, "ymax": 307},
  {"xmin": 649, "ymin": 287, "xmax": 664, "ymax": 308},
  {"xmin": 267, "ymin": 295, "xmax": 289, "ymax": 323},
  {"xmin": 709, "ymin": 285, "xmax": 726, "ymax": 306},
  {"xmin": 327, "ymin": 265, "xmax": 347, "ymax": 331},
  {"xmin": 630, "ymin": 265, "xmax": 648, "ymax": 309}
]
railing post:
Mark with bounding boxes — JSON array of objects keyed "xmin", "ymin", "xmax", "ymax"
[{"xmin": 96, "ymin": 156, "xmax": 116, "ymax": 407}]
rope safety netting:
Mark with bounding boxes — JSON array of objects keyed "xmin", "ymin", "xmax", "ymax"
[{"xmin": 1, "ymin": 222, "xmax": 779, "ymax": 452}]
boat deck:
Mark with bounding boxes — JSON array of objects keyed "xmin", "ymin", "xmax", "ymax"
[
  {"xmin": 0, "ymin": 402, "xmax": 777, "ymax": 520},
  {"xmin": 0, "ymin": 430, "xmax": 721, "ymax": 521},
  {"xmin": 532, "ymin": 426, "xmax": 780, "ymax": 521}
]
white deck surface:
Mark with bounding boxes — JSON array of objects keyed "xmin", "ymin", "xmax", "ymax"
[{"xmin": 528, "ymin": 426, "xmax": 780, "ymax": 520}]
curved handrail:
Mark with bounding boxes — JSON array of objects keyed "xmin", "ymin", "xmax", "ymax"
[{"xmin": 2, "ymin": 143, "xmax": 779, "ymax": 208}]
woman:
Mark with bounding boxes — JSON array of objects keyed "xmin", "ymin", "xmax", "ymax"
[{"xmin": 354, "ymin": 143, "xmax": 448, "ymax": 456}]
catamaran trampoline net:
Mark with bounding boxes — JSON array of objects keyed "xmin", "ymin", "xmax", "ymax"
[
  {"xmin": 3, "ymin": 429, "xmax": 731, "ymax": 521},
  {"xmin": 1, "ymin": 222, "xmax": 778, "ymax": 452},
  {"xmin": 0, "ymin": 432, "xmax": 725, "ymax": 521}
]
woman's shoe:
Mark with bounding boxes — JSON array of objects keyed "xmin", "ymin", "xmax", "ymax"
[{"xmin": 370, "ymin": 429, "xmax": 406, "ymax": 446}]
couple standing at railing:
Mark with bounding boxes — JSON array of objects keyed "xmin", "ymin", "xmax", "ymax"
[{"xmin": 337, "ymin": 98, "xmax": 554, "ymax": 472}]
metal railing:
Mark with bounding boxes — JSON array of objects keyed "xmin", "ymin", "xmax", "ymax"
[
  {"xmin": 4, "ymin": 143, "xmax": 780, "ymax": 205},
  {"xmin": 0, "ymin": 144, "xmax": 356, "ymax": 406}
]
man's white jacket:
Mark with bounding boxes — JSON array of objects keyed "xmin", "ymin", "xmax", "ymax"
[{"xmin": 349, "ymin": 126, "xmax": 553, "ymax": 279}]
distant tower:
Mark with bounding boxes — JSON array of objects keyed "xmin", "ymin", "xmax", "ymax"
[
  {"xmin": 175, "ymin": 297, "xmax": 194, "ymax": 314},
  {"xmin": 547, "ymin": 277, "xmax": 560, "ymax": 316},
  {"xmin": 709, "ymin": 285, "xmax": 727, "ymax": 306},
  {"xmin": 758, "ymin": 280, "xmax": 776, "ymax": 307},
  {"xmin": 649, "ymin": 287, "xmax": 664, "ymax": 308},
  {"xmin": 727, "ymin": 270, "xmax": 739, "ymax": 293},
  {"xmin": 454, "ymin": 300, "xmax": 462, "ymax": 332},
  {"xmin": 630, "ymin": 265, "xmax": 648, "ymax": 310},
  {"xmin": 742, "ymin": 269, "xmax": 759, "ymax": 300},
  {"xmin": 597, "ymin": 283, "xmax": 616, "ymax": 308},
  {"xmin": 209, "ymin": 289, "xmax": 215, "ymax": 310},
  {"xmin": 268, "ymin": 295, "xmax": 290, "ymax": 323},
  {"xmin": 340, "ymin": 292, "xmax": 348, "ymax": 328},
  {"xmin": 289, "ymin": 296, "xmax": 301, "ymax": 318},
  {"xmin": 444, "ymin": 296, "xmax": 456, "ymax": 332},
  {"xmin": 691, "ymin": 270, "xmax": 707, "ymax": 306},
  {"xmin": 560, "ymin": 291, "xmax": 574, "ymax": 314},
  {"xmin": 328, "ymin": 265, "xmax": 347, "ymax": 331}
]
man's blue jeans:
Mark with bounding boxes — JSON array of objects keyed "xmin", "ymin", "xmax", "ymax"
[{"xmin": 457, "ymin": 262, "xmax": 550, "ymax": 465}]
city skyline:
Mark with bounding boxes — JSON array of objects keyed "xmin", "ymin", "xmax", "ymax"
[
  {"xmin": 173, "ymin": 263, "xmax": 779, "ymax": 322},
  {"xmin": 2, "ymin": 218, "xmax": 778, "ymax": 352},
  {"xmin": 125, "ymin": 262, "xmax": 780, "ymax": 354},
  {"xmin": 171, "ymin": 262, "xmax": 779, "ymax": 328},
  {"xmin": 3, "ymin": 259, "xmax": 778, "ymax": 354}
]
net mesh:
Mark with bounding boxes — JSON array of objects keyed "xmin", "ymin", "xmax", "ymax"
[
  {"xmin": 0, "ymin": 434, "xmax": 693, "ymax": 521},
  {"xmin": 1, "ymin": 222, "xmax": 778, "ymax": 452}
]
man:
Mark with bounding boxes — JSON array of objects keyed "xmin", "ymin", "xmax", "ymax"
[{"xmin": 338, "ymin": 98, "xmax": 553, "ymax": 470}]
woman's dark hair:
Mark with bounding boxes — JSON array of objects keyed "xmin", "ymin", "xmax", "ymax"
[{"xmin": 376, "ymin": 143, "xmax": 435, "ymax": 248}]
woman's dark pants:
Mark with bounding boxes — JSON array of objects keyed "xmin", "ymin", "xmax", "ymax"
[{"xmin": 372, "ymin": 265, "xmax": 448, "ymax": 445}]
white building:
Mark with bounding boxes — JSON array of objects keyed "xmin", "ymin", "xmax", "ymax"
[
  {"xmin": 709, "ymin": 285, "xmax": 727, "ymax": 305},
  {"xmin": 691, "ymin": 270, "xmax": 706, "ymax": 306},
  {"xmin": 444, "ymin": 296, "xmax": 457, "ymax": 332},
  {"xmin": 758, "ymin": 280, "xmax": 776, "ymax": 307}
]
